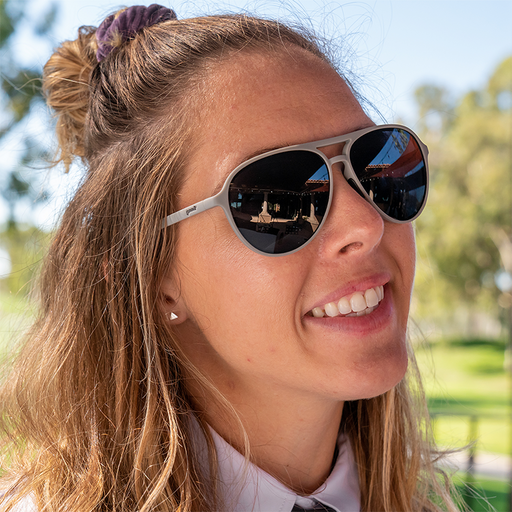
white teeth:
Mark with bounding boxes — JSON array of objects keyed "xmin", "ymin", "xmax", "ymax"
[
  {"xmin": 349, "ymin": 292, "xmax": 367, "ymax": 312},
  {"xmin": 324, "ymin": 302, "xmax": 339, "ymax": 317},
  {"xmin": 311, "ymin": 307, "xmax": 325, "ymax": 318},
  {"xmin": 364, "ymin": 288, "xmax": 379, "ymax": 308},
  {"xmin": 310, "ymin": 285, "xmax": 385, "ymax": 318},
  {"xmin": 337, "ymin": 297, "xmax": 352, "ymax": 315}
]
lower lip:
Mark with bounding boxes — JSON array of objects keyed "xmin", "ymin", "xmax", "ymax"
[{"xmin": 302, "ymin": 289, "xmax": 394, "ymax": 335}]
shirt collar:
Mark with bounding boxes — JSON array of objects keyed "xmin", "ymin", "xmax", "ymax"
[{"xmin": 207, "ymin": 425, "xmax": 360, "ymax": 512}]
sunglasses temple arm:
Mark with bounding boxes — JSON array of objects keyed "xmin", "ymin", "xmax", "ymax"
[{"xmin": 161, "ymin": 195, "xmax": 221, "ymax": 228}]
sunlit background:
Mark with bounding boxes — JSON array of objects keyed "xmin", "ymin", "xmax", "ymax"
[{"xmin": 1, "ymin": 0, "xmax": 511, "ymax": 509}]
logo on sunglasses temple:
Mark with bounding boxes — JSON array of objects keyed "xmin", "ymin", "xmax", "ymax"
[{"xmin": 186, "ymin": 205, "xmax": 197, "ymax": 216}]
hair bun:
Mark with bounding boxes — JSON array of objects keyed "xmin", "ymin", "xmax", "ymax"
[{"xmin": 96, "ymin": 4, "xmax": 177, "ymax": 62}]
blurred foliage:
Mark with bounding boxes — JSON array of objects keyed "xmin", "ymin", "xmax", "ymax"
[
  {"xmin": 0, "ymin": 224, "xmax": 50, "ymax": 295},
  {"xmin": 0, "ymin": 0, "xmax": 56, "ymax": 229},
  {"xmin": 0, "ymin": 0, "xmax": 57, "ymax": 295},
  {"xmin": 414, "ymin": 56, "xmax": 512, "ymax": 333}
]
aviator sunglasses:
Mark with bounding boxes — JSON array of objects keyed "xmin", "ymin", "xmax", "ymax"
[{"xmin": 162, "ymin": 124, "xmax": 429, "ymax": 256}]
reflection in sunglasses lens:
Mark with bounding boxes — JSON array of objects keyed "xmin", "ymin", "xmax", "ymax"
[
  {"xmin": 229, "ymin": 151, "xmax": 330, "ymax": 254},
  {"xmin": 227, "ymin": 127, "xmax": 426, "ymax": 255},
  {"xmin": 350, "ymin": 128, "xmax": 427, "ymax": 221}
]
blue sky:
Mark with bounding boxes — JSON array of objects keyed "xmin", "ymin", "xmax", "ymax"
[{"xmin": 1, "ymin": 0, "xmax": 511, "ymax": 232}]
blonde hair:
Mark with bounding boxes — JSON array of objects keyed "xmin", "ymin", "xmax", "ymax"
[{"xmin": 0, "ymin": 11, "xmax": 457, "ymax": 512}]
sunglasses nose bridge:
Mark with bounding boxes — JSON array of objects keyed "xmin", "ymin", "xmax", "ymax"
[
  {"xmin": 327, "ymin": 154, "xmax": 345, "ymax": 166},
  {"xmin": 327, "ymin": 154, "xmax": 358, "ymax": 183},
  {"xmin": 327, "ymin": 154, "xmax": 367, "ymax": 201},
  {"xmin": 326, "ymin": 154, "xmax": 347, "ymax": 177}
]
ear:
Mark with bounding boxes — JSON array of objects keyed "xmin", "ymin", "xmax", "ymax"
[{"xmin": 160, "ymin": 274, "xmax": 188, "ymax": 325}]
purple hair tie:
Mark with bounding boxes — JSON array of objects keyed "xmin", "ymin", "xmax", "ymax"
[{"xmin": 96, "ymin": 4, "xmax": 177, "ymax": 62}]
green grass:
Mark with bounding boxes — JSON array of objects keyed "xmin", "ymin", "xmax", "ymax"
[
  {"xmin": 455, "ymin": 474, "xmax": 511, "ymax": 512},
  {"xmin": 415, "ymin": 338, "xmax": 511, "ymax": 510},
  {"xmin": 0, "ymin": 290, "xmax": 35, "ymax": 354},
  {"xmin": 415, "ymin": 338, "xmax": 509, "ymax": 455}
]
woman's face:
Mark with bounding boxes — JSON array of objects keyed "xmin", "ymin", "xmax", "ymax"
[{"xmin": 163, "ymin": 49, "xmax": 416, "ymax": 407}]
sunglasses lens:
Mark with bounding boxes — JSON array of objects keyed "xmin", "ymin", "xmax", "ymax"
[
  {"xmin": 350, "ymin": 128, "xmax": 427, "ymax": 221},
  {"xmin": 229, "ymin": 151, "xmax": 330, "ymax": 254}
]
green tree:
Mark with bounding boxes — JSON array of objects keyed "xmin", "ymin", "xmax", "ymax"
[
  {"xmin": 413, "ymin": 56, "xmax": 512, "ymax": 334},
  {"xmin": 1, "ymin": 0, "xmax": 56, "ymax": 227},
  {"xmin": 0, "ymin": 0, "xmax": 57, "ymax": 294}
]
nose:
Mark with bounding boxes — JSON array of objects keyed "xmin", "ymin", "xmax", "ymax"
[{"xmin": 315, "ymin": 166, "xmax": 384, "ymax": 258}]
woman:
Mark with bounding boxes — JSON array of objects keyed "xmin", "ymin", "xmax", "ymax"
[{"xmin": 0, "ymin": 4, "xmax": 457, "ymax": 511}]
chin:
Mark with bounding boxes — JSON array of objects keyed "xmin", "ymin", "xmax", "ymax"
[
  {"xmin": 341, "ymin": 343, "xmax": 409, "ymax": 401},
  {"xmin": 358, "ymin": 371, "xmax": 407, "ymax": 400}
]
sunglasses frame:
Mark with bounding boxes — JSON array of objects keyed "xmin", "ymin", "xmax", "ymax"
[{"xmin": 162, "ymin": 124, "xmax": 429, "ymax": 257}]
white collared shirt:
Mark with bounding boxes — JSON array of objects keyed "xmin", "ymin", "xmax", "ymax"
[
  {"xmin": 209, "ymin": 426, "xmax": 361, "ymax": 512},
  {"xmin": 7, "ymin": 423, "xmax": 361, "ymax": 512}
]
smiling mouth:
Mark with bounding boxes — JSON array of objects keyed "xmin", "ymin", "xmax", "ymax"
[{"xmin": 308, "ymin": 285, "xmax": 384, "ymax": 318}]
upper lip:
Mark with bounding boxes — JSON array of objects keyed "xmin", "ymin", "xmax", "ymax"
[{"xmin": 303, "ymin": 273, "xmax": 391, "ymax": 316}]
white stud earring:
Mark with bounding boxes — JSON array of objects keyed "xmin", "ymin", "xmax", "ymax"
[{"xmin": 169, "ymin": 312, "xmax": 178, "ymax": 321}]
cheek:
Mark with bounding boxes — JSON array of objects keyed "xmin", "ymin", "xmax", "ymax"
[
  {"xmin": 175, "ymin": 212, "xmax": 306, "ymax": 335},
  {"xmin": 389, "ymin": 224, "xmax": 416, "ymax": 338},
  {"xmin": 174, "ymin": 231, "xmax": 310, "ymax": 384},
  {"xmin": 403, "ymin": 227, "xmax": 417, "ymax": 298},
  {"xmin": 389, "ymin": 223, "xmax": 416, "ymax": 290}
]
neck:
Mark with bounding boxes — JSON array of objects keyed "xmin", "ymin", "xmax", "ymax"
[{"xmin": 199, "ymin": 387, "xmax": 344, "ymax": 494}]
